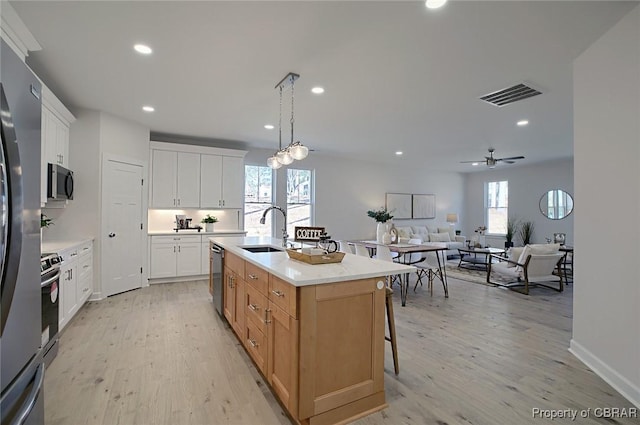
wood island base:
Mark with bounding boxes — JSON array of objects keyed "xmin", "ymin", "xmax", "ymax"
[{"xmin": 217, "ymin": 248, "xmax": 389, "ymax": 425}]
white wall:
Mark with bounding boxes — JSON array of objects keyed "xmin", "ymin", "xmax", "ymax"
[
  {"xmin": 244, "ymin": 149, "xmax": 465, "ymax": 241},
  {"xmin": 463, "ymin": 158, "xmax": 574, "ymax": 247},
  {"xmin": 43, "ymin": 109, "xmax": 150, "ymax": 299},
  {"xmin": 572, "ymin": 5, "xmax": 640, "ymax": 408}
]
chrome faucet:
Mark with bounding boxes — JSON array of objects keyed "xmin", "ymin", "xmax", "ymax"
[{"xmin": 260, "ymin": 205, "xmax": 289, "ymax": 247}]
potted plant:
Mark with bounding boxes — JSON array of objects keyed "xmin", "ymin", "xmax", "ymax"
[
  {"xmin": 201, "ymin": 214, "xmax": 218, "ymax": 232},
  {"xmin": 41, "ymin": 214, "xmax": 53, "ymax": 228},
  {"xmin": 505, "ymin": 218, "xmax": 519, "ymax": 248},
  {"xmin": 519, "ymin": 220, "xmax": 535, "ymax": 245},
  {"xmin": 367, "ymin": 207, "xmax": 393, "ymax": 243}
]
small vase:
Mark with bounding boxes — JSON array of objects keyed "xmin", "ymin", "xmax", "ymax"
[
  {"xmin": 205, "ymin": 223, "xmax": 214, "ymax": 232},
  {"xmin": 376, "ymin": 222, "xmax": 387, "ymax": 243}
]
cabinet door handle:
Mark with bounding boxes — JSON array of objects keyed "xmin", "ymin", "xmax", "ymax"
[
  {"xmin": 174, "ymin": 246, "xmax": 176, "ymax": 253},
  {"xmin": 177, "ymin": 199, "xmax": 180, "ymax": 206},
  {"xmin": 222, "ymin": 200, "xmax": 225, "ymax": 206},
  {"xmin": 248, "ymin": 274, "xmax": 258, "ymax": 280},
  {"xmin": 108, "ymin": 233, "xmax": 116, "ymax": 238},
  {"xmin": 173, "ymin": 199, "xmax": 176, "ymax": 206},
  {"xmin": 248, "ymin": 303, "xmax": 258, "ymax": 311},
  {"xmin": 248, "ymin": 339, "xmax": 258, "ymax": 348},
  {"xmin": 271, "ymin": 290, "xmax": 284, "ymax": 298},
  {"xmin": 178, "ymin": 246, "xmax": 181, "ymax": 253},
  {"xmin": 265, "ymin": 308, "xmax": 272, "ymax": 324}
]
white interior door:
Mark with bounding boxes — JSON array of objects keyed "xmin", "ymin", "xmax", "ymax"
[{"xmin": 103, "ymin": 159, "xmax": 143, "ymax": 297}]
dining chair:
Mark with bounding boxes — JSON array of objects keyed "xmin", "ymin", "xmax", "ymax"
[
  {"xmin": 375, "ymin": 245, "xmax": 401, "ymax": 287},
  {"xmin": 338, "ymin": 240, "xmax": 353, "ymax": 254},
  {"xmin": 355, "ymin": 244, "xmax": 370, "ymax": 257},
  {"xmin": 414, "ymin": 251, "xmax": 446, "ymax": 296}
]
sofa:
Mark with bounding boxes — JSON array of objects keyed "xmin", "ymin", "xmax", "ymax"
[{"xmin": 396, "ymin": 225, "xmax": 466, "ymax": 259}]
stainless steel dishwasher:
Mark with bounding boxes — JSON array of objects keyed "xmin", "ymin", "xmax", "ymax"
[{"xmin": 210, "ymin": 244, "xmax": 224, "ymax": 316}]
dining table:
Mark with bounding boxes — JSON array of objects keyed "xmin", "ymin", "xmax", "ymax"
[{"xmin": 348, "ymin": 240, "xmax": 449, "ymax": 306}]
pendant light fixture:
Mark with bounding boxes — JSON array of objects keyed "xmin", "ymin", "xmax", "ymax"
[{"xmin": 267, "ymin": 72, "xmax": 309, "ymax": 169}]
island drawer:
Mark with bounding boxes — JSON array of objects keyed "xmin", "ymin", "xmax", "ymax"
[
  {"xmin": 225, "ymin": 251, "xmax": 245, "ymax": 278},
  {"xmin": 269, "ymin": 275, "xmax": 297, "ymax": 318},
  {"xmin": 245, "ymin": 318, "xmax": 267, "ymax": 374},
  {"xmin": 245, "ymin": 262, "xmax": 269, "ymax": 294},
  {"xmin": 245, "ymin": 284, "xmax": 268, "ymax": 334}
]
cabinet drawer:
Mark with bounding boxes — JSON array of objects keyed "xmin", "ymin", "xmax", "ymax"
[
  {"xmin": 152, "ymin": 235, "xmax": 201, "ymax": 244},
  {"xmin": 245, "ymin": 262, "xmax": 268, "ymax": 294},
  {"xmin": 78, "ymin": 242, "xmax": 92, "ymax": 257},
  {"xmin": 269, "ymin": 275, "xmax": 297, "ymax": 318},
  {"xmin": 245, "ymin": 284, "xmax": 268, "ymax": 334},
  {"xmin": 225, "ymin": 252, "xmax": 245, "ymax": 278},
  {"xmin": 78, "ymin": 255, "xmax": 92, "ymax": 278},
  {"xmin": 245, "ymin": 319, "xmax": 267, "ymax": 374}
]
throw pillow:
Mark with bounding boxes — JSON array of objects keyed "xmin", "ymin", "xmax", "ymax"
[
  {"xmin": 396, "ymin": 226, "xmax": 413, "ymax": 239},
  {"xmin": 516, "ymin": 245, "xmax": 532, "ymax": 273},
  {"xmin": 438, "ymin": 227, "xmax": 456, "ymax": 241},
  {"xmin": 507, "ymin": 247, "xmax": 525, "ymax": 268},
  {"xmin": 411, "ymin": 226, "xmax": 428, "ymax": 237},
  {"xmin": 429, "ymin": 232, "xmax": 451, "ymax": 243}
]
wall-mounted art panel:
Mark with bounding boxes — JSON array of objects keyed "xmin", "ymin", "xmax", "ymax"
[
  {"xmin": 412, "ymin": 194, "xmax": 436, "ymax": 219},
  {"xmin": 385, "ymin": 193, "xmax": 412, "ymax": 219}
]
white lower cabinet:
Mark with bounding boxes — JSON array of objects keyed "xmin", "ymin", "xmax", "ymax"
[
  {"xmin": 58, "ymin": 240, "xmax": 93, "ymax": 330},
  {"xmin": 149, "ymin": 235, "xmax": 202, "ymax": 279}
]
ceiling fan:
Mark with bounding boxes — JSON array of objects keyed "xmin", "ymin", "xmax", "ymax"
[{"xmin": 461, "ymin": 148, "xmax": 524, "ymax": 169}]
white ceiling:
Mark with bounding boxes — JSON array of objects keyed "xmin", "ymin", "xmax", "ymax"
[{"xmin": 11, "ymin": 1, "xmax": 637, "ymax": 172}]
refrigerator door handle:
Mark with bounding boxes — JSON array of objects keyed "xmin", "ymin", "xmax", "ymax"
[{"xmin": 14, "ymin": 362, "xmax": 45, "ymax": 425}]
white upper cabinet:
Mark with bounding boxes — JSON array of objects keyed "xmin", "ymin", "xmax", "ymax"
[
  {"xmin": 220, "ymin": 156, "xmax": 244, "ymax": 209},
  {"xmin": 150, "ymin": 150, "xmax": 201, "ymax": 208},
  {"xmin": 151, "ymin": 150, "xmax": 177, "ymax": 207},
  {"xmin": 176, "ymin": 153, "xmax": 200, "ymax": 208},
  {"xmin": 200, "ymin": 154, "xmax": 244, "ymax": 209},
  {"xmin": 40, "ymin": 86, "xmax": 75, "ymax": 205},
  {"xmin": 150, "ymin": 142, "xmax": 246, "ymax": 209}
]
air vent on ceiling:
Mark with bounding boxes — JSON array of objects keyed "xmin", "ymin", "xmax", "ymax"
[{"xmin": 479, "ymin": 83, "xmax": 542, "ymax": 107}]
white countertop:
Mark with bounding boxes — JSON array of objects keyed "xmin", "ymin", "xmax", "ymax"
[
  {"xmin": 209, "ymin": 236, "xmax": 415, "ymax": 287},
  {"xmin": 42, "ymin": 238, "xmax": 94, "ymax": 254},
  {"xmin": 148, "ymin": 229, "xmax": 247, "ymax": 236}
]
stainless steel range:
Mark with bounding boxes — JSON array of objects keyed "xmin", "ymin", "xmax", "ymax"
[{"xmin": 40, "ymin": 254, "xmax": 61, "ymax": 367}]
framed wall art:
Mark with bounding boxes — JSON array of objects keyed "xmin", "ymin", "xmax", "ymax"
[
  {"xmin": 385, "ymin": 193, "xmax": 412, "ymax": 219},
  {"xmin": 412, "ymin": 194, "xmax": 436, "ymax": 219}
]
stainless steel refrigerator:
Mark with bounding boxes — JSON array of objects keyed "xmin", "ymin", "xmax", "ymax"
[{"xmin": 0, "ymin": 40, "xmax": 45, "ymax": 425}]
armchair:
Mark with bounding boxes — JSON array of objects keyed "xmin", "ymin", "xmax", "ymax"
[{"xmin": 487, "ymin": 248, "xmax": 565, "ymax": 295}]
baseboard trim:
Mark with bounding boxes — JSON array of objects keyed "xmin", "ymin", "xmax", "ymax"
[{"xmin": 569, "ymin": 339, "xmax": 640, "ymax": 408}]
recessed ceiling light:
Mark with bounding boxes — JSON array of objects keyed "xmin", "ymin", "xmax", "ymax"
[
  {"xmin": 517, "ymin": 120, "xmax": 529, "ymax": 126},
  {"xmin": 311, "ymin": 87, "xmax": 325, "ymax": 94},
  {"xmin": 395, "ymin": 151, "xmax": 403, "ymax": 156},
  {"xmin": 425, "ymin": 0, "xmax": 447, "ymax": 9},
  {"xmin": 472, "ymin": 162, "xmax": 479, "ymax": 166},
  {"xmin": 142, "ymin": 105, "xmax": 155, "ymax": 112},
  {"xmin": 134, "ymin": 44, "xmax": 152, "ymax": 55},
  {"xmin": 264, "ymin": 124, "xmax": 274, "ymax": 130}
]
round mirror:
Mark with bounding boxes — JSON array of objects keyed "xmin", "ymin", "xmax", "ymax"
[{"xmin": 539, "ymin": 189, "xmax": 574, "ymax": 220}]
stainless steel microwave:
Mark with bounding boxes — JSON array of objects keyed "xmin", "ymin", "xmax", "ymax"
[{"xmin": 47, "ymin": 163, "xmax": 74, "ymax": 200}]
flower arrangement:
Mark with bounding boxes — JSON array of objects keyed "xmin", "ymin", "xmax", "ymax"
[
  {"xmin": 367, "ymin": 207, "xmax": 393, "ymax": 223},
  {"xmin": 41, "ymin": 214, "xmax": 54, "ymax": 228},
  {"xmin": 201, "ymin": 214, "xmax": 218, "ymax": 224},
  {"xmin": 474, "ymin": 226, "xmax": 486, "ymax": 235}
]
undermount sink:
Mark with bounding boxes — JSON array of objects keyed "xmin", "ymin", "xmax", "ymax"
[{"xmin": 240, "ymin": 246, "xmax": 284, "ymax": 253}]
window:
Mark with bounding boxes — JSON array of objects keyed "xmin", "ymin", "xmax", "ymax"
[
  {"xmin": 244, "ymin": 165, "xmax": 273, "ymax": 236},
  {"xmin": 485, "ymin": 180, "xmax": 508, "ymax": 234},
  {"xmin": 286, "ymin": 168, "xmax": 313, "ymax": 238}
]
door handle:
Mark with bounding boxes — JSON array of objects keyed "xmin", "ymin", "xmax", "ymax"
[{"xmin": 108, "ymin": 233, "xmax": 116, "ymax": 238}]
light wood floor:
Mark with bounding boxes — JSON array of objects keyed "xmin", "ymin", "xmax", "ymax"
[{"xmin": 44, "ymin": 276, "xmax": 636, "ymax": 425}]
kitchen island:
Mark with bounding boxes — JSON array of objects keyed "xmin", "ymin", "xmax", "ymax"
[{"xmin": 209, "ymin": 236, "xmax": 414, "ymax": 425}]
